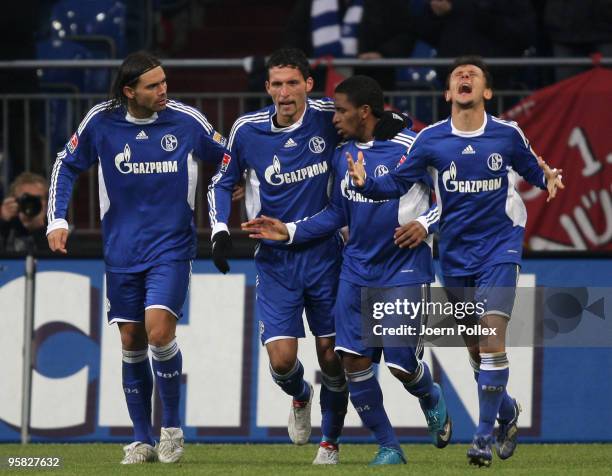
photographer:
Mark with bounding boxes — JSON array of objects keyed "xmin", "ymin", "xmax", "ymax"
[{"xmin": 0, "ymin": 172, "xmax": 48, "ymax": 252}]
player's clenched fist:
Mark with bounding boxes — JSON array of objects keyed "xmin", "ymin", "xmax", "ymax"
[
  {"xmin": 346, "ymin": 150, "xmax": 366, "ymax": 188},
  {"xmin": 47, "ymin": 229, "xmax": 68, "ymax": 254}
]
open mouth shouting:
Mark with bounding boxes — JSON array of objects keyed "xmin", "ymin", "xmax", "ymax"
[{"xmin": 459, "ymin": 83, "xmax": 473, "ymax": 96}]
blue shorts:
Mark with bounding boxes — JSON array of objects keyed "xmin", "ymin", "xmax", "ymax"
[
  {"xmin": 105, "ymin": 260, "xmax": 191, "ymax": 325},
  {"xmin": 334, "ymin": 279, "xmax": 427, "ymax": 373},
  {"xmin": 443, "ymin": 263, "xmax": 520, "ymax": 320},
  {"xmin": 255, "ymin": 235, "xmax": 342, "ymax": 345}
]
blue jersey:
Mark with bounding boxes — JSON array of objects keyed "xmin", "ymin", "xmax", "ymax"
[
  {"xmin": 48, "ymin": 99, "xmax": 226, "ymax": 272},
  {"xmin": 207, "ymin": 99, "xmax": 340, "ymax": 247},
  {"xmin": 289, "ymin": 129, "xmax": 439, "ymax": 287},
  {"xmin": 360, "ymin": 114, "xmax": 546, "ymax": 276}
]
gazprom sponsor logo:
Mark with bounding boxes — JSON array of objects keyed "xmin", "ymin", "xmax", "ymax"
[
  {"xmin": 115, "ymin": 143, "xmax": 178, "ymax": 175},
  {"xmin": 442, "ymin": 161, "xmax": 502, "ymax": 193},
  {"xmin": 264, "ymin": 155, "xmax": 328, "ymax": 186},
  {"xmin": 340, "ymin": 171, "xmax": 388, "ymax": 203}
]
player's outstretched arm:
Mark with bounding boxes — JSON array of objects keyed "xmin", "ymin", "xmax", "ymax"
[
  {"xmin": 346, "ymin": 151, "xmax": 366, "ymax": 188},
  {"xmin": 241, "ymin": 216, "xmax": 289, "ymax": 241},
  {"xmin": 47, "ymin": 229, "xmax": 68, "ymax": 254},
  {"xmin": 537, "ymin": 156, "xmax": 565, "ymax": 202}
]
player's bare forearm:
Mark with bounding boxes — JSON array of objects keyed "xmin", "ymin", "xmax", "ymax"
[{"xmin": 241, "ymin": 216, "xmax": 289, "ymax": 241}]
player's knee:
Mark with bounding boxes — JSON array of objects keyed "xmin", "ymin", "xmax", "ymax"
[
  {"xmin": 119, "ymin": 324, "xmax": 147, "ymax": 350},
  {"xmin": 316, "ymin": 343, "xmax": 337, "ymax": 363},
  {"xmin": 270, "ymin": 355, "xmax": 298, "ymax": 375},
  {"xmin": 147, "ymin": 327, "xmax": 175, "ymax": 347},
  {"xmin": 316, "ymin": 336, "xmax": 334, "ymax": 353},
  {"xmin": 315, "ymin": 337, "xmax": 337, "ymax": 361},
  {"xmin": 388, "ymin": 366, "xmax": 406, "ymax": 380},
  {"xmin": 387, "ymin": 365, "xmax": 416, "ymax": 383}
]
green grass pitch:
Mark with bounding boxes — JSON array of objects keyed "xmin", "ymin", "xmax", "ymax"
[{"xmin": 1, "ymin": 443, "xmax": 611, "ymax": 475}]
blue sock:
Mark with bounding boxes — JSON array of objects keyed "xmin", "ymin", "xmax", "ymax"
[
  {"xmin": 150, "ymin": 339, "xmax": 182, "ymax": 428},
  {"xmin": 122, "ymin": 349, "xmax": 154, "ymax": 445},
  {"xmin": 348, "ymin": 367, "xmax": 400, "ymax": 450},
  {"xmin": 471, "ymin": 355, "xmax": 515, "ymax": 423},
  {"xmin": 498, "ymin": 391, "xmax": 517, "ymax": 423},
  {"xmin": 270, "ymin": 360, "xmax": 311, "ymax": 401},
  {"xmin": 320, "ymin": 372, "xmax": 348, "ymax": 443},
  {"xmin": 476, "ymin": 353, "xmax": 510, "ymax": 437},
  {"xmin": 403, "ymin": 362, "xmax": 440, "ymax": 410}
]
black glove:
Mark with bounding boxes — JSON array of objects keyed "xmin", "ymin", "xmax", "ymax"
[
  {"xmin": 211, "ymin": 230, "xmax": 232, "ymax": 274},
  {"xmin": 373, "ymin": 111, "xmax": 413, "ymax": 140}
]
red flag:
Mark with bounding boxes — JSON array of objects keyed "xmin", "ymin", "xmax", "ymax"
[{"xmin": 503, "ymin": 68, "xmax": 612, "ymax": 251}]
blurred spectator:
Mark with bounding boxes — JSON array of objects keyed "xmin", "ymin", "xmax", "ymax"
[
  {"xmin": 283, "ymin": 0, "xmax": 416, "ymax": 90},
  {"xmin": 357, "ymin": 0, "xmax": 418, "ymax": 91},
  {"xmin": 155, "ymin": 0, "xmax": 216, "ymax": 56},
  {"xmin": 284, "ymin": 0, "xmax": 362, "ymax": 58},
  {"xmin": 545, "ymin": 0, "xmax": 612, "ymax": 81},
  {"xmin": 0, "ymin": 172, "xmax": 48, "ymax": 252},
  {"xmin": 416, "ymin": 0, "xmax": 536, "ymax": 87},
  {"xmin": 412, "ymin": 0, "xmax": 537, "ymax": 115}
]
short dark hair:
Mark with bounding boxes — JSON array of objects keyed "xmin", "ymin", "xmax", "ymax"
[
  {"xmin": 334, "ymin": 75, "xmax": 385, "ymax": 117},
  {"xmin": 445, "ymin": 55, "xmax": 493, "ymax": 90},
  {"xmin": 109, "ymin": 51, "xmax": 162, "ymax": 109},
  {"xmin": 266, "ymin": 48, "xmax": 311, "ymax": 80}
]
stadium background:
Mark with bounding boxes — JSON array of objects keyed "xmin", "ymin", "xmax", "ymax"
[{"xmin": 0, "ymin": 0, "xmax": 611, "ymax": 449}]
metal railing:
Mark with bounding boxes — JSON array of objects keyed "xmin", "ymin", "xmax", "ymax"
[{"xmin": 1, "ymin": 57, "xmax": 611, "ymax": 69}]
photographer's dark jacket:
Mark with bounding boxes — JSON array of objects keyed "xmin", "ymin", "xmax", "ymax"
[{"xmin": 0, "ymin": 217, "xmax": 47, "ymax": 253}]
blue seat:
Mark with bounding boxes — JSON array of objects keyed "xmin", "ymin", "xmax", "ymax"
[
  {"xmin": 50, "ymin": 0, "xmax": 127, "ymax": 57},
  {"xmin": 37, "ymin": 39, "xmax": 93, "ymax": 91},
  {"xmin": 394, "ymin": 40, "xmax": 441, "ymax": 124},
  {"xmin": 36, "ymin": 39, "xmax": 95, "ymax": 155}
]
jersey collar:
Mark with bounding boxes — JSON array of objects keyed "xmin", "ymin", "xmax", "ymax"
[
  {"xmin": 125, "ymin": 110, "xmax": 159, "ymax": 124},
  {"xmin": 355, "ymin": 140, "xmax": 374, "ymax": 149},
  {"xmin": 270, "ymin": 102, "xmax": 308, "ymax": 133},
  {"xmin": 450, "ymin": 112, "xmax": 487, "ymax": 137}
]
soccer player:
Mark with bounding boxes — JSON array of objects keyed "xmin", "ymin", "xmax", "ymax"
[
  {"xmin": 241, "ymin": 75, "xmax": 452, "ymax": 465},
  {"xmin": 346, "ymin": 56, "xmax": 564, "ymax": 467},
  {"xmin": 47, "ymin": 51, "xmax": 228, "ymax": 464},
  {"xmin": 207, "ymin": 48, "xmax": 347, "ymax": 464},
  {"xmin": 207, "ymin": 49, "xmax": 405, "ymax": 464}
]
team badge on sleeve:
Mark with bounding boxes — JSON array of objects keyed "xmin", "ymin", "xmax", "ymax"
[
  {"xmin": 220, "ymin": 153, "xmax": 232, "ymax": 172},
  {"xmin": 67, "ymin": 133, "xmax": 79, "ymax": 153},
  {"xmin": 213, "ymin": 131, "xmax": 227, "ymax": 147}
]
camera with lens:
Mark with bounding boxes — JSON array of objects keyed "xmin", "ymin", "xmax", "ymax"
[{"xmin": 17, "ymin": 193, "xmax": 43, "ymax": 218}]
